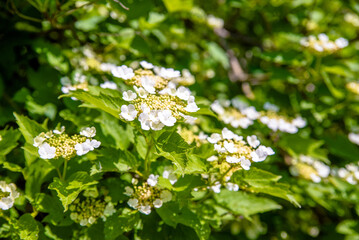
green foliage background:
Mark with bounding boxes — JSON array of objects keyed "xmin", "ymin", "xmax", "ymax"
[{"xmin": 1, "ymin": 0, "xmax": 359, "ymax": 239}]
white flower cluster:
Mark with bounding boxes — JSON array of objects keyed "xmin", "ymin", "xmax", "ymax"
[
  {"xmin": 100, "ymin": 81, "xmax": 117, "ymax": 89},
  {"xmin": 207, "ymin": 128, "xmax": 274, "ymax": 171},
  {"xmin": 60, "ymin": 73, "xmax": 89, "ymax": 95},
  {"xmin": 211, "ymin": 100, "xmax": 306, "ymax": 133},
  {"xmin": 0, "ymin": 181, "xmax": 20, "ymax": 210},
  {"xmin": 260, "ymin": 103, "xmax": 306, "ymax": 134},
  {"xmin": 211, "ymin": 99, "xmax": 259, "ymax": 129},
  {"xmin": 335, "ymin": 163, "xmax": 359, "ymax": 185},
  {"xmin": 201, "ymin": 173, "xmax": 239, "ymax": 194},
  {"xmin": 300, "ymin": 33, "xmax": 348, "ymax": 54},
  {"xmin": 346, "ymin": 82, "xmax": 359, "ymax": 95},
  {"xmin": 117, "ymin": 62, "xmax": 199, "ymax": 130},
  {"xmin": 69, "ymin": 196, "xmax": 115, "ymax": 226},
  {"xmin": 33, "ymin": 126, "xmax": 100, "ymax": 160},
  {"xmin": 289, "ymin": 155, "xmax": 331, "ymax": 183},
  {"xmin": 125, "ymin": 175, "xmax": 172, "ymax": 215},
  {"xmin": 344, "ymin": 13, "xmax": 359, "ymax": 27}
]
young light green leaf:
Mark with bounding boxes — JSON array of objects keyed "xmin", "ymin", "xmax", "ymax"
[{"xmin": 48, "ymin": 172, "xmax": 98, "ymax": 211}]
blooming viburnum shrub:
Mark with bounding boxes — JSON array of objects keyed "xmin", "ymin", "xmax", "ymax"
[{"xmin": 3, "ymin": 1, "xmax": 359, "ymax": 239}]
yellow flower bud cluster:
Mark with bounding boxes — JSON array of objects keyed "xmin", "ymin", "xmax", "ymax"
[
  {"xmin": 69, "ymin": 196, "xmax": 115, "ymax": 226},
  {"xmin": 177, "ymin": 126, "xmax": 208, "ymax": 146}
]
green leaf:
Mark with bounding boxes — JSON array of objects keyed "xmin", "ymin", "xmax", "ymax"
[
  {"xmin": 0, "ymin": 128, "xmax": 21, "ymax": 157},
  {"xmin": 32, "ymin": 193, "xmax": 72, "ymax": 226},
  {"xmin": 96, "ymin": 112, "xmax": 131, "ymax": 150},
  {"xmin": 24, "ymin": 159, "xmax": 54, "ymax": 200},
  {"xmin": 214, "ymin": 189, "xmax": 282, "ymax": 217},
  {"xmin": 91, "ymin": 148, "xmax": 138, "ymax": 174},
  {"xmin": 207, "ymin": 42, "xmax": 229, "ymax": 69},
  {"xmin": 321, "ymin": 70, "xmax": 345, "ymax": 99},
  {"xmin": 104, "ymin": 212, "xmax": 139, "ymax": 240},
  {"xmin": 155, "ymin": 131, "xmax": 193, "ymax": 173},
  {"xmin": 14, "ymin": 113, "xmax": 47, "ymax": 144},
  {"xmin": 232, "ymin": 168, "xmax": 300, "ymax": 206},
  {"xmin": 162, "ymin": 0, "xmax": 193, "ymax": 12},
  {"xmin": 61, "ymin": 90, "xmax": 124, "ymax": 119},
  {"xmin": 156, "ymin": 202, "xmax": 210, "ymax": 240},
  {"xmin": 16, "ymin": 214, "xmax": 39, "ymax": 240},
  {"xmin": 48, "ymin": 172, "xmax": 98, "ymax": 211}
]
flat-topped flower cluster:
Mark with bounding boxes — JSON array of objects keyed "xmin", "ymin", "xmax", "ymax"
[
  {"xmin": 116, "ymin": 62, "xmax": 199, "ymax": 130},
  {"xmin": 69, "ymin": 196, "xmax": 115, "ymax": 226},
  {"xmin": 0, "ymin": 181, "xmax": 20, "ymax": 210},
  {"xmin": 346, "ymin": 82, "xmax": 359, "ymax": 95},
  {"xmin": 207, "ymin": 128, "xmax": 274, "ymax": 171},
  {"xmin": 211, "ymin": 99, "xmax": 259, "ymax": 129},
  {"xmin": 124, "ymin": 174, "xmax": 172, "ymax": 215},
  {"xmin": 300, "ymin": 33, "xmax": 348, "ymax": 54},
  {"xmin": 289, "ymin": 155, "xmax": 331, "ymax": 183},
  {"xmin": 334, "ymin": 163, "xmax": 359, "ymax": 185},
  {"xmin": 33, "ymin": 126, "xmax": 101, "ymax": 160},
  {"xmin": 211, "ymin": 100, "xmax": 306, "ymax": 133}
]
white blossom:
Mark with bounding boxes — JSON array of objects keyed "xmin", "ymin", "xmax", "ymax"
[
  {"xmin": 122, "ymin": 90, "xmax": 137, "ymax": 101},
  {"xmin": 141, "ymin": 76, "xmax": 156, "ymax": 94},
  {"xmin": 240, "ymin": 158, "xmax": 251, "ymax": 170},
  {"xmin": 120, "ymin": 104, "xmax": 138, "ymax": 121},
  {"xmin": 53, "ymin": 126, "xmax": 65, "ymax": 135},
  {"xmin": 100, "ymin": 81, "xmax": 117, "ymax": 89},
  {"xmin": 147, "ymin": 174, "xmax": 159, "ymax": 187},
  {"xmin": 134, "ymin": 86, "xmax": 148, "ymax": 98},
  {"xmin": 349, "ymin": 133, "xmax": 359, "ymax": 145},
  {"xmin": 139, "ymin": 204, "xmax": 152, "ymax": 215},
  {"xmin": 242, "ymin": 106, "xmax": 260, "ymax": 120},
  {"xmin": 127, "ymin": 198, "xmax": 138, "ymax": 208},
  {"xmin": 226, "ymin": 156, "xmax": 241, "ymax": 164},
  {"xmin": 210, "ymin": 182, "xmax": 222, "ymax": 193},
  {"xmin": 226, "ymin": 183, "xmax": 239, "ymax": 191},
  {"xmin": 251, "ymin": 146, "xmax": 274, "ymax": 162},
  {"xmin": 207, "ymin": 133, "xmax": 221, "ymax": 143},
  {"xmin": 176, "ymin": 86, "xmax": 191, "ymax": 101},
  {"xmin": 247, "ymin": 135, "xmax": 260, "ymax": 148},
  {"xmin": 0, "ymin": 181, "xmax": 20, "ymax": 210},
  {"xmin": 111, "ymin": 65, "xmax": 135, "ymax": 80},
  {"xmin": 155, "ymin": 67, "xmax": 181, "ymax": 79},
  {"xmin": 38, "ymin": 143, "xmax": 56, "ymax": 159},
  {"xmin": 223, "ymin": 141, "xmax": 237, "ymax": 153},
  {"xmin": 158, "ymin": 110, "xmax": 176, "ymax": 126},
  {"xmin": 80, "ymin": 127, "xmax": 96, "ymax": 138},
  {"xmin": 140, "ymin": 60, "xmax": 154, "ymax": 69},
  {"xmin": 153, "ymin": 199, "xmax": 163, "ymax": 208}
]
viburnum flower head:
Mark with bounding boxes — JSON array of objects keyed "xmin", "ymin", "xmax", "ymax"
[
  {"xmin": 119, "ymin": 89, "xmax": 199, "ymax": 130},
  {"xmin": 207, "ymin": 128, "xmax": 274, "ymax": 170},
  {"xmin": 125, "ymin": 176, "xmax": 172, "ymax": 215},
  {"xmin": 211, "ymin": 99, "xmax": 258, "ymax": 129},
  {"xmin": 0, "ymin": 181, "xmax": 20, "ymax": 210},
  {"xmin": 34, "ymin": 126, "xmax": 101, "ymax": 160}
]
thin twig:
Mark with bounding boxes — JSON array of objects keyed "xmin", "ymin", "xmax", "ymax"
[{"xmin": 113, "ymin": 0, "xmax": 129, "ymax": 10}]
